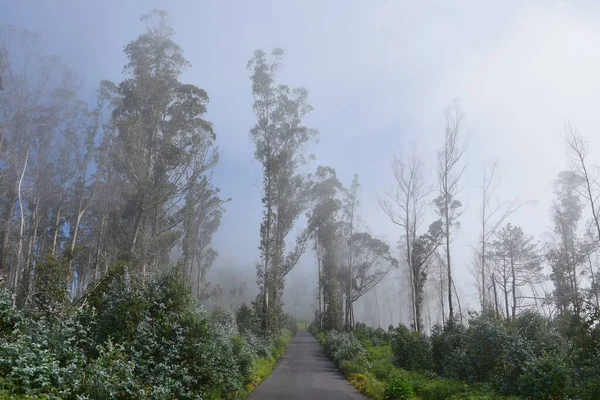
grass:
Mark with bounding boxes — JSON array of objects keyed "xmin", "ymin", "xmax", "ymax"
[{"xmin": 238, "ymin": 329, "xmax": 294, "ymax": 398}]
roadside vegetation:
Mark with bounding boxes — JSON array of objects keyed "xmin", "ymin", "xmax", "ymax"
[
  {"xmin": 0, "ymin": 263, "xmax": 295, "ymax": 399},
  {"xmin": 311, "ymin": 306, "xmax": 600, "ymax": 400}
]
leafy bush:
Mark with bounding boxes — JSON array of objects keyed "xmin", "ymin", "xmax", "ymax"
[
  {"xmin": 324, "ymin": 330, "xmax": 367, "ymax": 365},
  {"xmin": 419, "ymin": 378, "xmax": 469, "ymax": 400},
  {"xmin": 340, "ymin": 359, "xmax": 368, "ymax": 376},
  {"xmin": 391, "ymin": 324, "xmax": 432, "ymax": 371},
  {"xmin": 84, "ymin": 340, "xmax": 139, "ymax": 398},
  {"xmin": 243, "ymin": 331, "xmax": 271, "ymax": 358},
  {"xmin": 354, "ymin": 322, "xmax": 390, "ymax": 345},
  {"xmin": 463, "ymin": 314, "xmax": 509, "ymax": 383},
  {"xmin": 348, "ymin": 372, "xmax": 385, "ymax": 399},
  {"xmin": 236, "ymin": 303, "xmax": 257, "ymax": 335},
  {"xmin": 316, "ymin": 331, "xmax": 326, "ymax": 346},
  {"xmin": 384, "ymin": 374, "xmax": 414, "ymax": 400},
  {"xmin": 431, "ymin": 318, "xmax": 468, "ymax": 380},
  {"xmin": 517, "ymin": 354, "xmax": 571, "ymax": 400},
  {"xmin": 371, "ymin": 357, "xmax": 396, "ymax": 381},
  {"xmin": 0, "ymin": 263, "xmax": 299, "ymax": 400},
  {"xmin": 0, "ymin": 290, "xmax": 20, "ymax": 338}
]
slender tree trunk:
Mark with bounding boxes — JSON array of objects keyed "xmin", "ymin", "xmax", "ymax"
[
  {"xmin": 481, "ymin": 184, "xmax": 487, "ymax": 311},
  {"xmin": 130, "ymin": 209, "xmax": 143, "ymax": 254},
  {"xmin": 316, "ymin": 236, "xmax": 322, "ymax": 330},
  {"xmin": 577, "ymin": 151, "xmax": 600, "ymax": 245},
  {"xmin": 439, "ymin": 258, "xmax": 446, "ymax": 325},
  {"xmin": 492, "ymin": 273, "xmax": 499, "ymax": 315},
  {"xmin": 426, "ymin": 294, "xmax": 433, "ymax": 335},
  {"xmin": 261, "ymin": 170, "xmax": 272, "ymax": 335},
  {"xmin": 446, "ymin": 214, "xmax": 453, "ymax": 319},
  {"xmin": 0, "ymin": 191, "xmax": 16, "ymax": 279},
  {"xmin": 504, "ymin": 276, "xmax": 510, "ymax": 320},
  {"xmin": 571, "ymin": 247, "xmax": 580, "ymax": 315},
  {"xmin": 406, "ymin": 210, "xmax": 417, "ymax": 330},
  {"xmin": 50, "ymin": 200, "xmax": 63, "ymax": 256},
  {"xmin": 23, "ymin": 195, "xmax": 39, "ymax": 302},
  {"xmin": 452, "ymin": 278, "xmax": 463, "ymax": 322},
  {"xmin": 13, "ymin": 150, "xmax": 28, "ymax": 305},
  {"xmin": 67, "ymin": 211, "xmax": 83, "ymax": 275},
  {"xmin": 93, "ymin": 213, "xmax": 106, "ymax": 281},
  {"xmin": 511, "ymin": 257, "xmax": 517, "ymax": 318},
  {"xmin": 588, "ymin": 253, "xmax": 599, "ymax": 307},
  {"xmin": 347, "ymin": 212, "xmax": 354, "ymax": 326}
]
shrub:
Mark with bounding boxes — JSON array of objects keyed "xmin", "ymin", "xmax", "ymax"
[
  {"xmin": 419, "ymin": 378, "xmax": 469, "ymax": 400},
  {"xmin": 28, "ymin": 255, "xmax": 69, "ymax": 315},
  {"xmin": 364, "ymin": 340, "xmax": 393, "ymax": 362},
  {"xmin": 371, "ymin": 357, "xmax": 395, "ymax": 381},
  {"xmin": 324, "ymin": 330, "xmax": 367, "ymax": 365},
  {"xmin": 340, "ymin": 359, "xmax": 368, "ymax": 376},
  {"xmin": 0, "ymin": 318, "xmax": 84, "ymax": 398},
  {"xmin": 384, "ymin": 375, "xmax": 414, "ymax": 400},
  {"xmin": 316, "ymin": 331, "xmax": 326, "ymax": 346},
  {"xmin": 431, "ymin": 319, "xmax": 468, "ymax": 380},
  {"xmin": 0, "ymin": 289, "xmax": 20, "ymax": 338},
  {"xmin": 348, "ymin": 372, "xmax": 385, "ymax": 399},
  {"xmin": 243, "ymin": 331, "xmax": 271, "ymax": 358},
  {"xmin": 390, "ymin": 324, "xmax": 432, "ymax": 371},
  {"xmin": 517, "ymin": 354, "xmax": 571, "ymax": 400},
  {"xmin": 463, "ymin": 314, "xmax": 509, "ymax": 383},
  {"xmin": 354, "ymin": 322, "xmax": 390, "ymax": 345},
  {"xmin": 84, "ymin": 340, "xmax": 139, "ymax": 398},
  {"xmin": 348, "ymin": 373, "xmax": 369, "ymax": 393},
  {"xmin": 236, "ymin": 303, "xmax": 257, "ymax": 335}
]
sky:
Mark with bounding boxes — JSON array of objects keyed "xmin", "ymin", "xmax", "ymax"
[{"xmin": 3, "ymin": 0, "xmax": 600, "ymax": 313}]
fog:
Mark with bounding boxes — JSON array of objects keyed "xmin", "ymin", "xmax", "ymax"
[{"xmin": 3, "ymin": 0, "xmax": 600, "ymax": 329}]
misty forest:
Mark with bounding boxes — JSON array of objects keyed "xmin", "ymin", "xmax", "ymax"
[{"xmin": 0, "ymin": 6, "xmax": 599, "ymax": 400}]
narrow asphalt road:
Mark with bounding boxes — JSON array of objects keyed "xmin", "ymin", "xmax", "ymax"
[{"xmin": 247, "ymin": 329, "xmax": 367, "ymax": 400}]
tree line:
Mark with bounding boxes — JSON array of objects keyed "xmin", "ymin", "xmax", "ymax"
[
  {"xmin": 0, "ymin": 13, "xmax": 225, "ymax": 308},
  {"xmin": 1, "ymin": 9, "xmax": 599, "ymax": 343}
]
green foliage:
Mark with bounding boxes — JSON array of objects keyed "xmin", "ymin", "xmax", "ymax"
[
  {"xmin": 348, "ymin": 372, "xmax": 386, "ymax": 399},
  {"xmin": 353, "ymin": 322, "xmax": 390, "ymax": 344},
  {"xmin": 419, "ymin": 378, "xmax": 469, "ymax": 400},
  {"xmin": 0, "ymin": 265, "xmax": 296, "ymax": 399},
  {"xmin": 0, "ymin": 316, "xmax": 87, "ymax": 398},
  {"xmin": 370, "ymin": 357, "xmax": 396, "ymax": 381},
  {"xmin": 0, "ymin": 289, "xmax": 20, "ymax": 338},
  {"xmin": 463, "ymin": 314, "xmax": 509, "ymax": 383},
  {"xmin": 236, "ymin": 303, "xmax": 257, "ymax": 335},
  {"xmin": 313, "ymin": 322, "xmax": 516, "ymax": 400},
  {"xmin": 29, "ymin": 255, "xmax": 69, "ymax": 314},
  {"xmin": 517, "ymin": 354, "xmax": 571, "ymax": 400},
  {"xmin": 383, "ymin": 375, "xmax": 414, "ymax": 400},
  {"xmin": 431, "ymin": 318, "xmax": 468, "ymax": 380},
  {"xmin": 324, "ymin": 330, "xmax": 367, "ymax": 366},
  {"xmin": 340, "ymin": 359, "xmax": 368, "ymax": 375},
  {"xmin": 84, "ymin": 340, "xmax": 138, "ymax": 398},
  {"xmin": 84, "ymin": 263, "xmax": 149, "ymax": 346},
  {"xmin": 391, "ymin": 324, "xmax": 432, "ymax": 371}
]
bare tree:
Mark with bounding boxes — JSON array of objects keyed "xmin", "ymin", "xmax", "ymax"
[
  {"xmin": 435, "ymin": 101, "xmax": 470, "ymax": 320},
  {"xmin": 379, "ymin": 148, "xmax": 439, "ymax": 332},
  {"xmin": 565, "ymin": 122, "xmax": 600, "ymax": 245},
  {"xmin": 478, "ymin": 161, "xmax": 533, "ymax": 310}
]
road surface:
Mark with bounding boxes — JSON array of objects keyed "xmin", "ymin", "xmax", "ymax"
[{"xmin": 247, "ymin": 329, "xmax": 367, "ymax": 400}]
